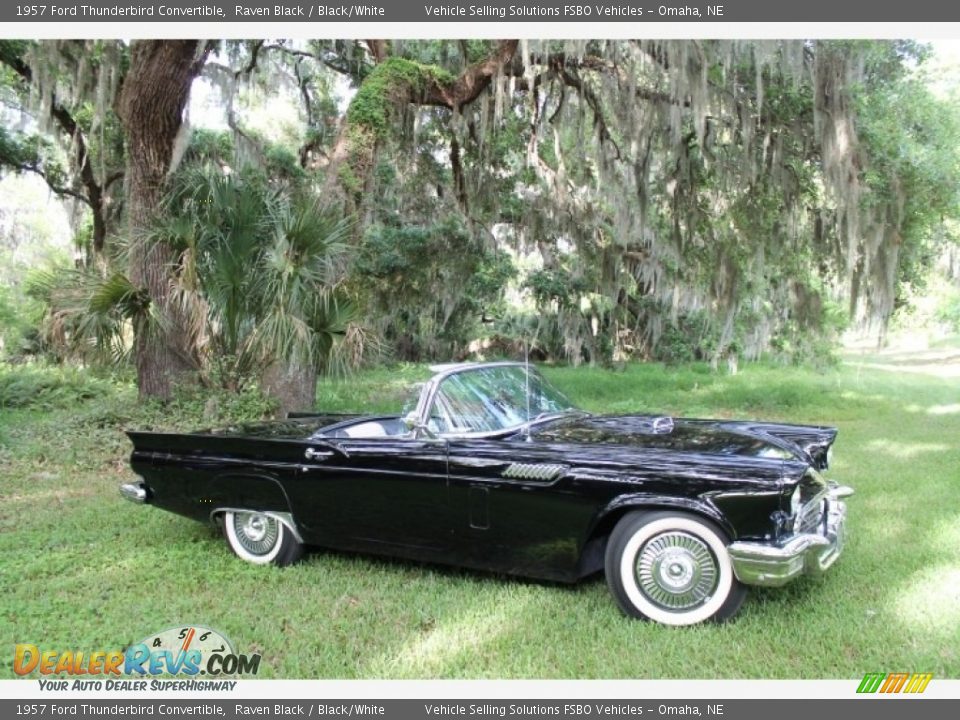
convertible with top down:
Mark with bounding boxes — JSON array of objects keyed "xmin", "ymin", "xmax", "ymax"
[{"xmin": 121, "ymin": 361, "xmax": 853, "ymax": 625}]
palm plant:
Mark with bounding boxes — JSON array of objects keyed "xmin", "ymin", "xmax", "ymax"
[
  {"xmin": 24, "ymin": 252, "xmax": 151, "ymax": 367},
  {"xmin": 165, "ymin": 166, "xmax": 357, "ymax": 411},
  {"xmin": 252, "ymin": 185, "xmax": 355, "ymax": 413},
  {"xmin": 28, "ymin": 165, "xmax": 361, "ymax": 412},
  {"xmin": 159, "ymin": 168, "xmax": 275, "ymax": 390}
]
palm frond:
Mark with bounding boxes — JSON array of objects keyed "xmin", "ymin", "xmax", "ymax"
[{"xmin": 129, "ymin": 165, "xmax": 369, "ymax": 389}]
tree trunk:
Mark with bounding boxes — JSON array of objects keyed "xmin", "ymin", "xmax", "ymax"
[
  {"xmin": 261, "ymin": 361, "xmax": 318, "ymax": 418},
  {"xmin": 116, "ymin": 40, "xmax": 209, "ymax": 400}
]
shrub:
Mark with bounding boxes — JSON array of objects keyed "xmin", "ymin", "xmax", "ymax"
[{"xmin": 0, "ymin": 363, "xmax": 116, "ymax": 411}]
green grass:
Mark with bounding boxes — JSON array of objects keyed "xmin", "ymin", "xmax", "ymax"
[{"xmin": 1, "ymin": 347, "xmax": 959, "ymax": 679}]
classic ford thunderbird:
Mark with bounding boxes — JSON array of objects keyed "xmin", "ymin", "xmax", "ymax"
[{"xmin": 122, "ymin": 361, "xmax": 852, "ymax": 625}]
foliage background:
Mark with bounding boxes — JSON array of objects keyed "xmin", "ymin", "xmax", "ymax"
[{"xmin": 3, "ymin": 38, "xmax": 959, "ymax": 388}]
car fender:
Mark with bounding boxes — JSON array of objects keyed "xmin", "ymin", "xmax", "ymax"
[
  {"xmin": 587, "ymin": 492, "xmax": 735, "ymax": 545},
  {"xmin": 574, "ymin": 492, "xmax": 735, "ymax": 578},
  {"xmin": 204, "ymin": 473, "xmax": 301, "ymax": 540}
]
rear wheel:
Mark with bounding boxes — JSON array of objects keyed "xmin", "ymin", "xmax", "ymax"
[
  {"xmin": 605, "ymin": 510, "xmax": 746, "ymax": 625},
  {"xmin": 223, "ymin": 510, "xmax": 303, "ymax": 566}
]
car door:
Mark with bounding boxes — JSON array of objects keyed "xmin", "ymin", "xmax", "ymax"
[
  {"xmin": 286, "ymin": 435, "xmax": 451, "ymax": 553},
  {"xmin": 446, "ymin": 437, "xmax": 591, "ymax": 580}
]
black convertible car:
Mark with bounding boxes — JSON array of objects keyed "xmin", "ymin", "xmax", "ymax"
[{"xmin": 122, "ymin": 361, "xmax": 852, "ymax": 625}]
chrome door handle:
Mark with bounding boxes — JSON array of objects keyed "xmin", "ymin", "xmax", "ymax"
[{"xmin": 304, "ymin": 448, "xmax": 334, "ymax": 461}]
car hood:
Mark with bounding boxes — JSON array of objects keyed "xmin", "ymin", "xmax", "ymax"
[{"xmin": 529, "ymin": 414, "xmax": 801, "ymax": 461}]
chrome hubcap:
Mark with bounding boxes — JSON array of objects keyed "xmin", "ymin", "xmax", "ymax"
[
  {"xmin": 636, "ymin": 531, "xmax": 718, "ymax": 611},
  {"xmin": 234, "ymin": 512, "xmax": 279, "ymax": 555}
]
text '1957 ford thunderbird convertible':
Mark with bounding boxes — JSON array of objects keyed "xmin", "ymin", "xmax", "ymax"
[{"xmin": 121, "ymin": 361, "xmax": 853, "ymax": 625}]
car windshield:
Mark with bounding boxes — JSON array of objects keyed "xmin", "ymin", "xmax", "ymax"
[{"xmin": 429, "ymin": 364, "xmax": 579, "ymax": 435}]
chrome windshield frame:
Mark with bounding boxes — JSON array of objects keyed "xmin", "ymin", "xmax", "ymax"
[{"xmin": 412, "ymin": 361, "xmax": 580, "ymax": 440}]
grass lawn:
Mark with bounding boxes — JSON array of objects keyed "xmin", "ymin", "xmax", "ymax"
[{"xmin": 1, "ymin": 343, "xmax": 958, "ymax": 679}]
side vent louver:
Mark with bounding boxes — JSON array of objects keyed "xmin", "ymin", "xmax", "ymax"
[{"xmin": 502, "ymin": 463, "xmax": 567, "ymax": 481}]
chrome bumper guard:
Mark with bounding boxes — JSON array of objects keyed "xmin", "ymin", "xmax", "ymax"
[
  {"xmin": 728, "ymin": 483, "xmax": 853, "ymax": 588},
  {"xmin": 119, "ymin": 482, "xmax": 148, "ymax": 504}
]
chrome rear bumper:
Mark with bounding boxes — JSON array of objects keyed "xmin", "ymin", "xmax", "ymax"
[
  {"xmin": 728, "ymin": 484, "xmax": 852, "ymax": 588},
  {"xmin": 119, "ymin": 482, "xmax": 148, "ymax": 504}
]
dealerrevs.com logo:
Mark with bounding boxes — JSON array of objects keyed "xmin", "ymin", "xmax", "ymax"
[
  {"xmin": 14, "ymin": 626, "xmax": 260, "ymax": 691},
  {"xmin": 857, "ymin": 672, "xmax": 934, "ymax": 694}
]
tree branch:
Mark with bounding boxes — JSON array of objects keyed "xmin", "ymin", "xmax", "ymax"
[
  {"xmin": 237, "ymin": 40, "xmax": 265, "ymax": 79},
  {"xmin": 13, "ymin": 160, "xmax": 92, "ymax": 206},
  {"xmin": 504, "ymin": 51, "xmax": 684, "ymax": 108},
  {"xmin": 262, "ymin": 42, "xmax": 366, "ymax": 78},
  {"xmin": 323, "ymin": 40, "xmax": 520, "ymax": 205},
  {"xmin": 1, "ymin": 47, "xmax": 114, "ymax": 251},
  {"xmin": 365, "ymin": 39, "xmax": 388, "ymax": 64},
  {"xmin": 450, "ymin": 134, "xmax": 468, "ymax": 212},
  {"xmin": 557, "ymin": 67, "xmax": 622, "ymax": 161},
  {"xmin": 428, "ymin": 40, "xmax": 520, "ymax": 110}
]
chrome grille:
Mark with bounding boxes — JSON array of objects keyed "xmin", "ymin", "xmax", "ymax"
[{"xmin": 797, "ymin": 498, "xmax": 825, "ymax": 534}]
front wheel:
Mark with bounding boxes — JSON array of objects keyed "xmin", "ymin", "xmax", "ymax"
[
  {"xmin": 605, "ymin": 511, "xmax": 746, "ymax": 625},
  {"xmin": 223, "ymin": 511, "xmax": 303, "ymax": 566}
]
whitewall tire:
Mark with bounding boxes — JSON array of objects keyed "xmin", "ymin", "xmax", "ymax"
[
  {"xmin": 605, "ymin": 510, "xmax": 746, "ymax": 625},
  {"xmin": 223, "ymin": 510, "xmax": 303, "ymax": 567}
]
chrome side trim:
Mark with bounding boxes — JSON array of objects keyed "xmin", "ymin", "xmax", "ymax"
[
  {"xmin": 119, "ymin": 482, "xmax": 148, "ymax": 503},
  {"xmin": 210, "ymin": 508, "xmax": 304, "ymax": 544},
  {"xmin": 728, "ymin": 499, "xmax": 847, "ymax": 587}
]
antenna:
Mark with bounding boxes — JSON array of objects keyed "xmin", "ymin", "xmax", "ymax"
[
  {"xmin": 525, "ymin": 338, "xmax": 531, "ymax": 422},
  {"xmin": 523, "ymin": 337, "xmax": 532, "ymax": 440}
]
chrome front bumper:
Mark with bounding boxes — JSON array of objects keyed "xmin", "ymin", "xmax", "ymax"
[
  {"xmin": 119, "ymin": 482, "xmax": 148, "ymax": 504},
  {"xmin": 728, "ymin": 484, "xmax": 852, "ymax": 588}
]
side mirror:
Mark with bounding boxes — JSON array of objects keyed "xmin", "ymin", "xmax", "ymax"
[{"xmin": 402, "ymin": 410, "xmax": 437, "ymax": 439}]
